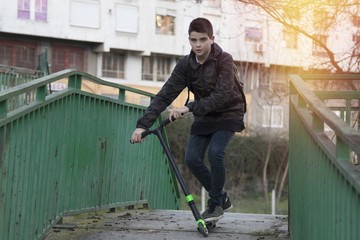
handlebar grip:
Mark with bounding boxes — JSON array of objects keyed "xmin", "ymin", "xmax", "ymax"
[
  {"xmin": 130, "ymin": 129, "xmax": 151, "ymax": 144},
  {"xmin": 141, "ymin": 130, "xmax": 151, "ymax": 139},
  {"xmin": 130, "ymin": 115, "xmax": 180, "ymax": 144}
]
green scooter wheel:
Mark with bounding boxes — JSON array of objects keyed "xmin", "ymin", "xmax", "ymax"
[{"xmin": 197, "ymin": 222, "xmax": 209, "ymax": 237}]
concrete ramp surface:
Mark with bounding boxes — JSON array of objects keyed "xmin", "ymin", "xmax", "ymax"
[{"xmin": 45, "ymin": 209, "xmax": 290, "ymax": 240}]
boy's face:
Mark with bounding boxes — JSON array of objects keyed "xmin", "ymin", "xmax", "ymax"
[{"xmin": 189, "ymin": 31, "xmax": 214, "ymax": 60}]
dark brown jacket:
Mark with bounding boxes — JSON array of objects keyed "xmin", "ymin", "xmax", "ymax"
[{"xmin": 136, "ymin": 43, "xmax": 245, "ymax": 135}]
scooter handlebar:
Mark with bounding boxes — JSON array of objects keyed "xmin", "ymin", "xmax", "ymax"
[{"xmin": 130, "ymin": 116, "xmax": 176, "ymax": 144}]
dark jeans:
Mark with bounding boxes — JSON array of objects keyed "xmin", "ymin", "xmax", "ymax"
[{"xmin": 184, "ymin": 130, "xmax": 234, "ymax": 206}]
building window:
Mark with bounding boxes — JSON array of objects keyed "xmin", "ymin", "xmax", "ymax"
[
  {"xmin": 242, "ymin": 63, "xmax": 260, "ymax": 92},
  {"xmin": 142, "ymin": 56, "xmax": 153, "ymax": 81},
  {"xmin": 202, "ymin": 0, "xmax": 221, "ymax": 7},
  {"xmin": 18, "ymin": 0, "xmax": 30, "ymax": 19},
  {"xmin": 353, "ymin": 32, "xmax": 360, "ymax": 55},
  {"xmin": 115, "ymin": 4, "xmax": 138, "ymax": 33},
  {"xmin": 313, "ymin": 9, "xmax": 329, "ymax": 29},
  {"xmin": 283, "ymin": 27, "xmax": 298, "ymax": 49},
  {"xmin": 18, "ymin": 0, "xmax": 47, "ymax": 21},
  {"xmin": 263, "ymin": 105, "xmax": 284, "ymax": 128},
  {"xmin": 17, "ymin": 45, "xmax": 36, "ymax": 69},
  {"xmin": 0, "ymin": 40, "xmax": 37, "ymax": 69},
  {"xmin": 283, "ymin": 6, "xmax": 300, "ymax": 21},
  {"xmin": 353, "ymin": 15, "xmax": 360, "ymax": 27},
  {"xmin": 102, "ymin": 52, "xmax": 125, "ymax": 79},
  {"xmin": 142, "ymin": 55, "xmax": 172, "ymax": 82},
  {"xmin": 353, "ymin": 33, "xmax": 360, "ymax": 42},
  {"xmin": 70, "ymin": 0, "xmax": 100, "ymax": 28},
  {"xmin": 312, "ymin": 34, "xmax": 328, "ymax": 57},
  {"xmin": 156, "ymin": 57, "xmax": 171, "ymax": 82},
  {"xmin": 0, "ymin": 45, "xmax": 14, "ymax": 66},
  {"xmin": 35, "ymin": 0, "xmax": 47, "ymax": 21},
  {"xmin": 51, "ymin": 45, "xmax": 85, "ymax": 73},
  {"xmin": 258, "ymin": 66, "xmax": 270, "ymax": 89},
  {"xmin": 156, "ymin": 9, "xmax": 175, "ymax": 35},
  {"xmin": 245, "ymin": 27, "xmax": 262, "ymax": 42}
]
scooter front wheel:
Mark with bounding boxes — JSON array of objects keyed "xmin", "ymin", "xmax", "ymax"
[
  {"xmin": 197, "ymin": 221, "xmax": 209, "ymax": 237},
  {"xmin": 206, "ymin": 221, "xmax": 216, "ymax": 228}
]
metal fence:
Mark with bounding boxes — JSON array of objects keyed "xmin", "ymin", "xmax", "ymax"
[
  {"xmin": 289, "ymin": 74, "xmax": 360, "ymax": 240},
  {"xmin": 0, "ymin": 65, "xmax": 46, "ymax": 111},
  {"xmin": 0, "ymin": 70, "xmax": 180, "ymax": 240}
]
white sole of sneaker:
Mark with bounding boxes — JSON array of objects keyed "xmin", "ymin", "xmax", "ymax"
[{"xmin": 203, "ymin": 214, "xmax": 224, "ymax": 222}]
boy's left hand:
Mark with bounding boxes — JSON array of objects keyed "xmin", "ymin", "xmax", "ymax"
[{"xmin": 169, "ymin": 107, "xmax": 189, "ymax": 121}]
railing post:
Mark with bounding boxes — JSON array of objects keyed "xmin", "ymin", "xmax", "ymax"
[
  {"xmin": 118, "ymin": 89, "xmax": 125, "ymax": 102},
  {"xmin": 345, "ymin": 99, "xmax": 351, "ymax": 125},
  {"xmin": 36, "ymin": 85, "xmax": 46, "ymax": 102},
  {"xmin": 312, "ymin": 113, "xmax": 324, "ymax": 132},
  {"xmin": 0, "ymin": 100, "xmax": 7, "ymax": 119},
  {"xmin": 298, "ymin": 95, "xmax": 306, "ymax": 108},
  {"xmin": 336, "ymin": 136, "xmax": 350, "ymax": 160},
  {"xmin": 68, "ymin": 74, "xmax": 82, "ymax": 89}
]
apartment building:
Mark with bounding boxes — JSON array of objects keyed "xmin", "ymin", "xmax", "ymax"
[{"xmin": 0, "ymin": 0, "xmax": 358, "ymax": 134}]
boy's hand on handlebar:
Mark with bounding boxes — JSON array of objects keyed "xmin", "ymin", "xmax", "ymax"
[
  {"xmin": 130, "ymin": 128, "xmax": 146, "ymax": 143},
  {"xmin": 169, "ymin": 107, "xmax": 189, "ymax": 121}
]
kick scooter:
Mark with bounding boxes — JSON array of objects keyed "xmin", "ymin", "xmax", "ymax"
[{"xmin": 131, "ymin": 117, "xmax": 209, "ymax": 237}]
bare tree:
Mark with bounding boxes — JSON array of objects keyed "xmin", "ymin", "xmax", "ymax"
[
  {"xmin": 232, "ymin": 0, "xmax": 359, "ymax": 212},
  {"xmin": 237, "ymin": 0, "xmax": 360, "ymax": 73}
]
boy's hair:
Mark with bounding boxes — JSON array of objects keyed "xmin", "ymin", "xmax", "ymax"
[{"xmin": 188, "ymin": 18, "xmax": 213, "ymax": 37}]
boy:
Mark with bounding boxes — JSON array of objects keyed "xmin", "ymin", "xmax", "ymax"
[{"xmin": 131, "ymin": 17, "xmax": 245, "ymax": 222}]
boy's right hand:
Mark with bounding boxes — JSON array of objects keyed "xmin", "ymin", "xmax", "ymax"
[{"xmin": 130, "ymin": 128, "xmax": 146, "ymax": 143}]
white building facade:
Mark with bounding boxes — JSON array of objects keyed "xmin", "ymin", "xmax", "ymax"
[{"xmin": 0, "ymin": 0, "xmax": 358, "ymax": 134}]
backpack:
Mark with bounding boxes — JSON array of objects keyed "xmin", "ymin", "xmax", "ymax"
[
  {"xmin": 184, "ymin": 56, "xmax": 247, "ymax": 113},
  {"xmin": 226, "ymin": 61, "xmax": 247, "ymax": 113}
]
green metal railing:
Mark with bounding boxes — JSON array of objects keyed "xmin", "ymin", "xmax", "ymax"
[
  {"xmin": 0, "ymin": 65, "xmax": 46, "ymax": 111},
  {"xmin": 0, "ymin": 64, "xmax": 45, "ymax": 90},
  {"xmin": 0, "ymin": 69, "xmax": 180, "ymax": 240},
  {"xmin": 289, "ymin": 74, "xmax": 360, "ymax": 240}
]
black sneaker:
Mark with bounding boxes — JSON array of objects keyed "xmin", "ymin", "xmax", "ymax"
[
  {"xmin": 202, "ymin": 199, "xmax": 224, "ymax": 222},
  {"xmin": 222, "ymin": 196, "xmax": 233, "ymax": 212}
]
